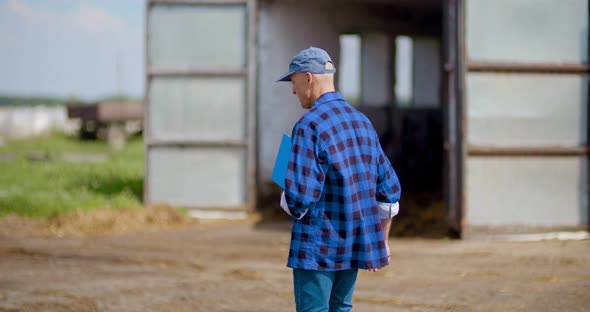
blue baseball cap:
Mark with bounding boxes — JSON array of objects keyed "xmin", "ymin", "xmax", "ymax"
[{"xmin": 276, "ymin": 47, "xmax": 336, "ymax": 82}]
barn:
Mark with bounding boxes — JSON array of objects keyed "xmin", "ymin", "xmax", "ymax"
[{"xmin": 143, "ymin": 0, "xmax": 588, "ymax": 236}]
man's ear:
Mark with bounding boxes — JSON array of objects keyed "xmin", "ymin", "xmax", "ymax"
[{"xmin": 305, "ymin": 72, "xmax": 313, "ymax": 84}]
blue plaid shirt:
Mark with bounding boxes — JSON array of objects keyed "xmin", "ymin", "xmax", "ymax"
[{"xmin": 284, "ymin": 92, "xmax": 401, "ymax": 271}]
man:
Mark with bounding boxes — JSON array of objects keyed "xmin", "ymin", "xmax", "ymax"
[{"xmin": 277, "ymin": 47, "xmax": 401, "ymax": 312}]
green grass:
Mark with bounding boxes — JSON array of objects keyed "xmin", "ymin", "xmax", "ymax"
[{"xmin": 0, "ymin": 133, "xmax": 144, "ymax": 218}]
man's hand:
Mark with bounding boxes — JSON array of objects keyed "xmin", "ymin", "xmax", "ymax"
[{"xmin": 367, "ymin": 218, "xmax": 393, "ymax": 273}]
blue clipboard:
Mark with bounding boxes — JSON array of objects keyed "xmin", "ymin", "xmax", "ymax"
[{"xmin": 271, "ymin": 134, "xmax": 292, "ymax": 189}]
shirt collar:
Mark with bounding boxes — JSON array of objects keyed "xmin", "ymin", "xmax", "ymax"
[{"xmin": 312, "ymin": 91, "xmax": 344, "ymax": 108}]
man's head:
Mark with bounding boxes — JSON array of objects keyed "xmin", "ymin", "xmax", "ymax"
[{"xmin": 277, "ymin": 47, "xmax": 336, "ymax": 109}]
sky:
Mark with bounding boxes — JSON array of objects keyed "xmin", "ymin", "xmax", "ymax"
[{"xmin": 0, "ymin": 0, "xmax": 144, "ymax": 100}]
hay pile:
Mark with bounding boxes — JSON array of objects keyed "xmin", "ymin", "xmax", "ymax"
[
  {"xmin": 391, "ymin": 193, "xmax": 447, "ymax": 238},
  {"xmin": 0, "ymin": 205, "xmax": 197, "ymax": 237}
]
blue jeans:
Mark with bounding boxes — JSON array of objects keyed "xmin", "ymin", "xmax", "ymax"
[{"xmin": 292, "ymin": 269, "xmax": 359, "ymax": 312}]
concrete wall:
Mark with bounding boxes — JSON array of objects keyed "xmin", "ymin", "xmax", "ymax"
[
  {"xmin": 413, "ymin": 37, "xmax": 440, "ymax": 108},
  {"xmin": 357, "ymin": 33, "xmax": 393, "ymax": 138},
  {"xmin": 360, "ymin": 33, "xmax": 392, "ymax": 107}
]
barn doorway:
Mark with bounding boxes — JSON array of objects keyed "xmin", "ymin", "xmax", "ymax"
[
  {"xmin": 337, "ymin": 2, "xmax": 448, "ymax": 237},
  {"xmin": 256, "ymin": 0, "xmax": 460, "ymax": 237}
]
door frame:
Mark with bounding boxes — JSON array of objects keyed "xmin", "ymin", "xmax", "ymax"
[{"xmin": 442, "ymin": 0, "xmax": 465, "ymax": 237}]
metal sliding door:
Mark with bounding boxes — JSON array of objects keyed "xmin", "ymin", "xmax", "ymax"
[
  {"xmin": 464, "ymin": 0, "xmax": 588, "ymax": 227},
  {"xmin": 145, "ymin": 0, "xmax": 257, "ymax": 211}
]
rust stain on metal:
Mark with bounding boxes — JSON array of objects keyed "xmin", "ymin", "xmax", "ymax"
[
  {"xmin": 468, "ymin": 62, "xmax": 590, "ymax": 74},
  {"xmin": 468, "ymin": 146, "xmax": 590, "ymax": 157}
]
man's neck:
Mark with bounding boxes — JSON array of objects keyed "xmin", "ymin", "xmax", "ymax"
[{"xmin": 311, "ymin": 85, "xmax": 336, "ymax": 104}]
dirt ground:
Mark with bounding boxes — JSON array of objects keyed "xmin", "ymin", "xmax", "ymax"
[{"xmin": 0, "ymin": 216, "xmax": 589, "ymax": 312}]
